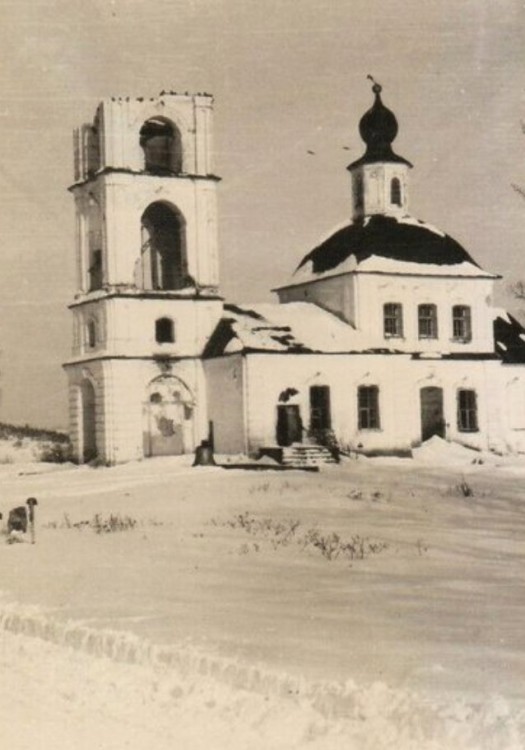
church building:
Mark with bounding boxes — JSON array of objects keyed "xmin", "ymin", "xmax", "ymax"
[{"xmin": 63, "ymin": 83, "xmax": 525, "ymax": 464}]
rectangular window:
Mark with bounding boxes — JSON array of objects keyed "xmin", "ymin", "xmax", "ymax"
[
  {"xmin": 358, "ymin": 385, "xmax": 380, "ymax": 429},
  {"xmin": 88, "ymin": 249, "xmax": 103, "ymax": 291},
  {"xmin": 452, "ymin": 305, "xmax": 472, "ymax": 342},
  {"xmin": 383, "ymin": 303, "xmax": 403, "ymax": 338},
  {"xmin": 418, "ymin": 304, "xmax": 438, "ymax": 339},
  {"xmin": 457, "ymin": 389, "xmax": 478, "ymax": 432}
]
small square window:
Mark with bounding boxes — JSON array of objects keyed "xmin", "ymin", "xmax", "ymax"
[{"xmin": 155, "ymin": 317, "xmax": 175, "ymax": 344}]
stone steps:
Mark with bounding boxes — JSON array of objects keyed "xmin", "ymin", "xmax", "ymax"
[{"xmin": 281, "ymin": 444, "xmax": 337, "ymax": 467}]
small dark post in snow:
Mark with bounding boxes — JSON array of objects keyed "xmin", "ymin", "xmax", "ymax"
[
  {"xmin": 193, "ymin": 440, "xmax": 216, "ymax": 467},
  {"xmin": 27, "ymin": 497, "xmax": 38, "ymax": 544}
]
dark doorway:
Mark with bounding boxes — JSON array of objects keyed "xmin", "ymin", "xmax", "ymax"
[
  {"xmin": 276, "ymin": 405, "xmax": 303, "ymax": 447},
  {"xmin": 310, "ymin": 385, "xmax": 331, "ymax": 433},
  {"xmin": 420, "ymin": 386, "xmax": 445, "ymax": 442}
]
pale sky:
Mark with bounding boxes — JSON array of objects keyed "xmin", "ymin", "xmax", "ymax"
[{"xmin": 0, "ymin": 0, "xmax": 523, "ymax": 429}]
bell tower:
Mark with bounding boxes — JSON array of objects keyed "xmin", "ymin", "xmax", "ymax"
[
  {"xmin": 64, "ymin": 92, "xmax": 223, "ymax": 465},
  {"xmin": 348, "ymin": 78, "xmax": 412, "ymax": 219}
]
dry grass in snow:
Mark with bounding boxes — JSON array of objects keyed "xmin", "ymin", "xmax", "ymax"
[{"xmin": 0, "ymin": 440, "xmax": 524, "ymax": 748}]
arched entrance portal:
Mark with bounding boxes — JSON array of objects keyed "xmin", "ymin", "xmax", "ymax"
[
  {"xmin": 143, "ymin": 376, "xmax": 195, "ymax": 457},
  {"xmin": 81, "ymin": 379, "xmax": 97, "ymax": 462}
]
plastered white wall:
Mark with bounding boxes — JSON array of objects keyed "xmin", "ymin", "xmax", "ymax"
[
  {"xmin": 241, "ymin": 352, "xmax": 498, "ymax": 455},
  {"xmin": 351, "ymin": 162, "xmax": 410, "ymax": 219},
  {"xmin": 204, "ymin": 354, "xmax": 246, "ymax": 455},
  {"xmin": 355, "ymin": 273, "xmax": 496, "ymax": 353},
  {"xmin": 66, "ymin": 357, "xmax": 209, "ymax": 464},
  {"xmin": 70, "ymin": 297, "xmax": 223, "ymax": 359},
  {"xmin": 277, "ymin": 274, "xmax": 357, "ymax": 325}
]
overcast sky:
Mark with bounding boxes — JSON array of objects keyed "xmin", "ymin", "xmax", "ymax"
[{"xmin": 0, "ymin": 0, "xmax": 523, "ymax": 429}]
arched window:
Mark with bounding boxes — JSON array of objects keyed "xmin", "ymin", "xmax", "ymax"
[
  {"xmin": 390, "ymin": 177, "xmax": 402, "ymax": 206},
  {"xmin": 141, "ymin": 202, "xmax": 188, "ymax": 290},
  {"xmin": 155, "ymin": 317, "xmax": 175, "ymax": 343},
  {"xmin": 139, "ymin": 118, "xmax": 182, "ymax": 174}
]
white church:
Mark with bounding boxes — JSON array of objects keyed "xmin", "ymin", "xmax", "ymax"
[{"xmin": 64, "ymin": 82, "xmax": 525, "ymax": 464}]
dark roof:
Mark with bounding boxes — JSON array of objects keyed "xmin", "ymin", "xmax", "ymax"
[
  {"xmin": 348, "ymin": 86, "xmax": 412, "ymax": 169},
  {"xmin": 494, "ymin": 313, "xmax": 525, "ymax": 363},
  {"xmin": 297, "ymin": 215, "xmax": 481, "ymax": 275}
]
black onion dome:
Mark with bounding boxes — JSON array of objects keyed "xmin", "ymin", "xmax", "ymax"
[
  {"xmin": 349, "ymin": 82, "xmax": 412, "ymax": 169},
  {"xmin": 296, "ymin": 215, "xmax": 481, "ymax": 275}
]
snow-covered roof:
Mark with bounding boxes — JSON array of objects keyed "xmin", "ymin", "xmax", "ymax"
[
  {"xmin": 277, "ymin": 214, "xmax": 498, "ymax": 289},
  {"xmin": 204, "ymin": 302, "xmax": 396, "ymax": 356}
]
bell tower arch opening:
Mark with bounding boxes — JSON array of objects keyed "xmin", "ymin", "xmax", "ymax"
[
  {"xmin": 140, "ymin": 201, "xmax": 188, "ymax": 291},
  {"xmin": 139, "ymin": 117, "xmax": 182, "ymax": 174}
]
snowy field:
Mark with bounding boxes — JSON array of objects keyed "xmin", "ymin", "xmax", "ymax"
[{"xmin": 1, "ymin": 438, "xmax": 525, "ymax": 749}]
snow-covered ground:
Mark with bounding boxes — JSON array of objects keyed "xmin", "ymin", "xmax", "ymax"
[{"xmin": 1, "ymin": 439, "xmax": 525, "ymax": 748}]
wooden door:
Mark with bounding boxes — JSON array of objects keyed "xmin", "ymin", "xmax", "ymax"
[
  {"xmin": 420, "ymin": 386, "xmax": 445, "ymax": 442},
  {"xmin": 276, "ymin": 405, "xmax": 303, "ymax": 446},
  {"xmin": 309, "ymin": 385, "xmax": 332, "ymax": 433}
]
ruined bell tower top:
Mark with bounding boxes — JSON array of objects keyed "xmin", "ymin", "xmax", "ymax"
[{"xmin": 72, "ymin": 92, "xmax": 217, "ymax": 184}]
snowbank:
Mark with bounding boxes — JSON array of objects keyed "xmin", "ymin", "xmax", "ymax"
[
  {"xmin": 0, "ymin": 600, "xmax": 523, "ymax": 750},
  {"xmin": 413, "ymin": 436, "xmax": 483, "ymax": 466}
]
